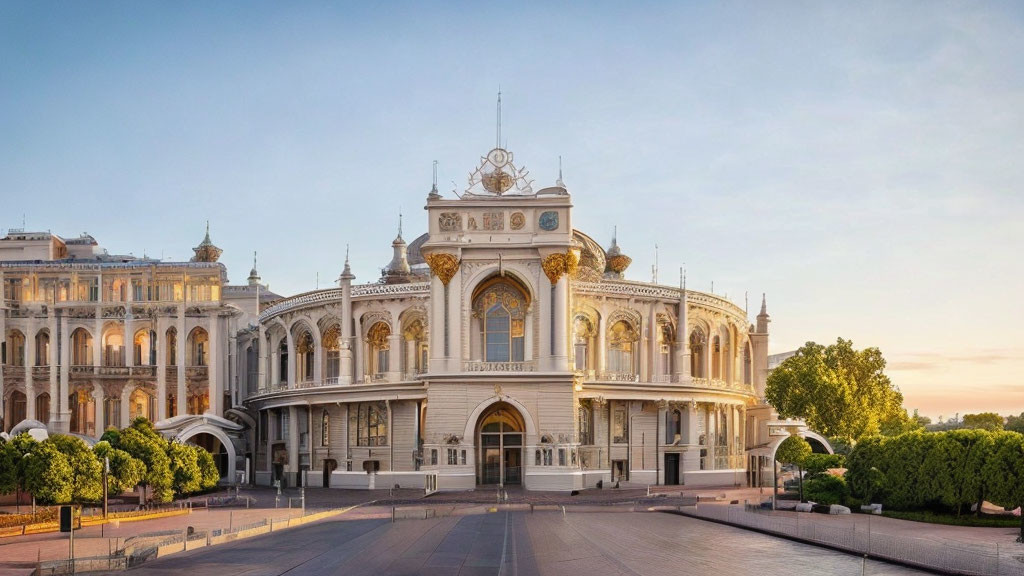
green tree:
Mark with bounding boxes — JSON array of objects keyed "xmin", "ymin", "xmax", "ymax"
[
  {"xmin": 23, "ymin": 441, "xmax": 73, "ymax": 504},
  {"xmin": 119, "ymin": 418, "xmax": 173, "ymax": 503},
  {"xmin": 982, "ymin": 431, "xmax": 1024, "ymax": 542},
  {"xmin": 1006, "ymin": 413, "xmax": 1024, "ymax": 434},
  {"xmin": 47, "ymin": 435, "xmax": 102, "ymax": 502},
  {"xmin": 765, "ymin": 339, "xmax": 908, "ymax": 444},
  {"xmin": 0, "ymin": 437, "xmax": 17, "ymax": 495},
  {"xmin": 961, "ymin": 413, "xmax": 1004, "ymax": 431},
  {"xmin": 94, "ymin": 441, "xmax": 146, "ymax": 496},
  {"xmin": 776, "ymin": 435, "xmax": 812, "ymax": 501},
  {"xmin": 845, "ymin": 436, "xmax": 886, "ymax": 503},
  {"xmin": 911, "ymin": 409, "xmax": 931, "ymax": 428},
  {"xmin": 802, "ymin": 453, "xmax": 845, "ymax": 477},
  {"xmin": 196, "ymin": 448, "xmax": 220, "ymax": 490},
  {"xmin": 919, "ymin": 429, "xmax": 993, "ymax": 517},
  {"xmin": 167, "ymin": 442, "xmax": 203, "ymax": 495}
]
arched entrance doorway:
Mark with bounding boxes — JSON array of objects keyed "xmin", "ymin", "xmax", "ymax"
[
  {"xmin": 476, "ymin": 402, "xmax": 523, "ymax": 486},
  {"xmin": 189, "ymin": 432, "xmax": 229, "ymax": 479}
]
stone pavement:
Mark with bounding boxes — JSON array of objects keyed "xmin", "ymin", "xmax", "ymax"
[{"xmin": 127, "ymin": 509, "xmax": 932, "ymax": 575}]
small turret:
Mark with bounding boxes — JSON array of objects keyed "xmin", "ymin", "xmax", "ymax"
[
  {"xmin": 338, "ymin": 245, "xmax": 355, "ymax": 284},
  {"xmin": 756, "ymin": 293, "xmax": 771, "ymax": 333},
  {"xmin": 191, "ymin": 221, "xmax": 223, "ymax": 263},
  {"xmin": 247, "ymin": 251, "xmax": 261, "ymax": 286},
  {"xmin": 382, "ymin": 213, "xmax": 413, "ymax": 284}
]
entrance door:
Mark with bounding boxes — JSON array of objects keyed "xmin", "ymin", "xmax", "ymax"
[
  {"xmin": 504, "ymin": 448, "xmax": 521, "ymax": 484},
  {"xmin": 323, "ymin": 459, "xmax": 337, "ymax": 488},
  {"xmin": 664, "ymin": 453, "xmax": 680, "ymax": 485},
  {"xmin": 476, "ymin": 402, "xmax": 526, "ymax": 486},
  {"xmin": 611, "ymin": 459, "xmax": 627, "ymax": 482}
]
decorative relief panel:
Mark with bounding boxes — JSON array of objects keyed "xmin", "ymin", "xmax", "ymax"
[
  {"xmin": 439, "ymin": 212, "xmax": 462, "ymax": 232},
  {"xmin": 509, "ymin": 212, "xmax": 525, "ymax": 230},
  {"xmin": 481, "ymin": 212, "xmax": 504, "ymax": 230},
  {"xmin": 538, "ymin": 211, "xmax": 559, "ymax": 231}
]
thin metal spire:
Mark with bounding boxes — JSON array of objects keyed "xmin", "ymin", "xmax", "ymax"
[
  {"xmin": 557, "ymin": 155, "xmax": 564, "ymax": 187},
  {"xmin": 253, "ymin": 251, "xmax": 257, "ymax": 270},
  {"xmin": 496, "ymin": 88, "xmax": 502, "ymax": 149},
  {"xmin": 398, "ymin": 209, "xmax": 403, "ymax": 238},
  {"xmin": 652, "ymin": 243, "xmax": 659, "ymax": 284}
]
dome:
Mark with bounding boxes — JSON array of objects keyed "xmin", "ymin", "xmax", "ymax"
[{"xmin": 571, "ymin": 230, "xmax": 606, "ymax": 283}]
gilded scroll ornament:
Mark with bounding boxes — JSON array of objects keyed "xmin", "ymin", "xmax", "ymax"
[
  {"xmin": 509, "ymin": 212, "xmax": 525, "ymax": 230},
  {"xmin": 424, "ymin": 253, "xmax": 460, "ymax": 286},
  {"xmin": 542, "ymin": 253, "xmax": 567, "ymax": 285},
  {"xmin": 565, "ymin": 248, "xmax": 580, "ymax": 276}
]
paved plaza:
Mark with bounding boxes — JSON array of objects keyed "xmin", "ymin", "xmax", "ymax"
[{"xmin": 127, "ymin": 509, "xmax": 932, "ymax": 576}]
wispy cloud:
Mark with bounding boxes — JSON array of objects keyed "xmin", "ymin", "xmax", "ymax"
[{"xmin": 888, "ymin": 349, "xmax": 1024, "ymax": 372}]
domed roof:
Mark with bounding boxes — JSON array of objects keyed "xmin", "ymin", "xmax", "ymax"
[
  {"xmin": 571, "ymin": 230, "xmax": 606, "ymax": 283},
  {"xmin": 407, "ymin": 233, "xmax": 429, "ymax": 266}
]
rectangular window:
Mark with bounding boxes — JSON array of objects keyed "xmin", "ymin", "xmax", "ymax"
[
  {"xmin": 558, "ymin": 448, "xmax": 566, "ymax": 466},
  {"xmin": 355, "ymin": 402, "xmax": 388, "ymax": 446},
  {"xmin": 431, "ymin": 449, "xmax": 438, "ymax": 466},
  {"xmin": 574, "ymin": 342, "xmax": 587, "ymax": 370},
  {"xmin": 460, "ymin": 450, "xmax": 466, "ymax": 465},
  {"xmin": 485, "ymin": 312, "xmax": 510, "ymax": 362},
  {"xmin": 447, "ymin": 449, "xmax": 458, "ymax": 466},
  {"xmin": 613, "ymin": 403, "xmax": 628, "ymax": 443},
  {"xmin": 543, "ymin": 449, "xmax": 552, "ymax": 466}
]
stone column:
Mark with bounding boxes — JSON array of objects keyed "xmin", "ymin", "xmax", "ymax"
[
  {"xmin": 386, "ymin": 333, "xmax": 401, "ymax": 382},
  {"xmin": 353, "ymin": 316, "xmax": 364, "ymax": 383},
  {"xmin": 538, "ymin": 274, "xmax": 552, "ymax": 370},
  {"xmin": 91, "ymin": 385, "xmax": 103, "ymax": 431},
  {"xmin": 596, "ymin": 311, "xmax": 606, "ymax": 377},
  {"xmin": 552, "ymin": 275, "xmax": 568, "ymax": 369},
  {"xmin": 312, "ymin": 333, "xmax": 323, "ymax": 385},
  {"xmin": 0, "ymin": 276, "xmax": 5, "ymax": 422},
  {"xmin": 176, "ymin": 305, "xmax": 186, "ymax": 418},
  {"xmin": 676, "ymin": 294, "xmax": 689, "ymax": 380},
  {"xmin": 120, "ymin": 383, "xmax": 131, "ymax": 428},
  {"xmin": 270, "ymin": 334, "xmax": 279, "ymax": 388},
  {"xmin": 58, "ymin": 315, "xmax": 70, "ymax": 432},
  {"xmin": 287, "ymin": 405, "xmax": 299, "ymax": 484},
  {"xmin": 156, "ymin": 316, "xmax": 166, "ymax": 421},
  {"xmin": 682, "ymin": 402, "xmax": 700, "ymax": 473},
  {"xmin": 124, "ymin": 280, "xmax": 134, "ymax": 368},
  {"xmin": 25, "ymin": 316, "xmax": 36, "ymax": 423},
  {"xmin": 405, "ymin": 339, "xmax": 416, "ymax": 377},
  {"xmin": 48, "ymin": 314, "xmax": 58, "ymax": 426},
  {"xmin": 257, "ymin": 324, "xmax": 268, "ymax": 392},
  {"xmin": 339, "ymin": 266, "xmax": 354, "ymax": 384},
  {"xmin": 93, "ymin": 311, "xmax": 102, "ymax": 368},
  {"xmin": 447, "ymin": 269, "xmax": 463, "ymax": 373},
  {"xmin": 208, "ymin": 315, "xmax": 219, "ymax": 416}
]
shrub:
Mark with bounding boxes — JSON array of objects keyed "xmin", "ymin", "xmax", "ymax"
[
  {"xmin": 804, "ymin": 474, "xmax": 849, "ymax": 506},
  {"xmin": 802, "ymin": 453, "xmax": 846, "ymax": 477}
]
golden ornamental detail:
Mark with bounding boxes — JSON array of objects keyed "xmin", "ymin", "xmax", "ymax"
[
  {"xmin": 542, "ymin": 253, "xmax": 567, "ymax": 285},
  {"xmin": 565, "ymin": 248, "xmax": 581, "ymax": 276},
  {"xmin": 424, "ymin": 253, "xmax": 460, "ymax": 286}
]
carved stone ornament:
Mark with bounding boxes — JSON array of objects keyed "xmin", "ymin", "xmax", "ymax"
[
  {"xmin": 423, "ymin": 253, "xmax": 460, "ymax": 286},
  {"xmin": 439, "ymin": 212, "xmax": 462, "ymax": 232},
  {"xmin": 538, "ymin": 211, "xmax": 559, "ymax": 231},
  {"xmin": 481, "ymin": 212, "xmax": 504, "ymax": 230},
  {"xmin": 509, "ymin": 212, "xmax": 525, "ymax": 230}
]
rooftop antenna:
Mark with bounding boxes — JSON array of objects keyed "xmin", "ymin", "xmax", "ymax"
[{"xmin": 496, "ymin": 88, "xmax": 502, "ymax": 149}]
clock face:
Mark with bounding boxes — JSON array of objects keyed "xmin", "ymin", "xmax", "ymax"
[{"xmin": 487, "ymin": 148, "xmax": 508, "ymax": 167}]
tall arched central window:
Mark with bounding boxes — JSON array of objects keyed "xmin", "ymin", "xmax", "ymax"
[
  {"xmin": 607, "ymin": 320, "xmax": 638, "ymax": 374},
  {"xmin": 473, "ymin": 278, "xmax": 528, "ymax": 363}
]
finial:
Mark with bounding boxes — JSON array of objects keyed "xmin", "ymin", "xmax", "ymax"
[
  {"xmin": 612, "ymin": 225, "xmax": 618, "ymax": 245},
  {"xmin": 652, "ymin": 243, "xmax": 659, "ymax": 284},
  {"xmin": 556, "ymin": 155, "xmax": 565, "ymax": 187},
  {"xmin": 760, "ymin": 293, "xmax": 767, "ymax": 315},
  {"xmin": 253, "ymin": 251, "xmax": 257, "ymax": 269},
  {"xmin": 398, "ymin": 209, "xmax": 403, "ymax": 238},
  {"xmin": 496, "ymin": 87, "xmax": 502, "ymax": 149}
]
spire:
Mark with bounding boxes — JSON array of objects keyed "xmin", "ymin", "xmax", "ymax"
[
  {"xmin": 496, "ymin": 88, "xmax": 502, "ymax": 149},
  {"xmin": 756, "ymin": 293, "xmax": 771, "ymax": 333},
  {"xmin": 338, "ymin": 244, "xmax": 355, "ymax": 283},
  {"xmin": 247, "ymin": 251, "xmax": 261, "ymax": 286},
  {"xmin": 556, "ymin": 155, "xmax": 565, "ymax": 187},
  {"xmin": 394, "ymin": 210, "xmax": 404, "ymax": 243}
]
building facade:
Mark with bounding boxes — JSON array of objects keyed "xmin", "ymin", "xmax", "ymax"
[{"xmin": 2, "ymin": 144, "xmax": 782, "ymax": 491}]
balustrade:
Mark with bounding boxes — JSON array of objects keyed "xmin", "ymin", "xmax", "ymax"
[{"xmin": 462, "ymin": 361, "xmax": 537, "ymax": 372}]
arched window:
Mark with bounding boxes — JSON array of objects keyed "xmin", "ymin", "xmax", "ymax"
[
  {"xmin": 711, "ymin": 335, "xmax": 722, "ymax": 379},
  {"xmin": 133, "ymin": 330, "xmax": 153, "ymax": 366},
  {"xmin": 657, "ymin": 321, "xmax": 674, "ymax": 376},
  {"xmin": 295, "ymin": 330, "xmax": 314, "ymax": 382},
  {"xmin": 607, "ymin": 320, "xmax": 638, "ymax": 374},
  {"xmin": 473, "ymin": 279, "xmax": 528, "ymax": 363},
  {"xmin": 130, "ymin": 387, "xmax": 155, "ymax": 421},
  {"xmin": 367, "ymin": 322, "xmax": 391, "ymax": 377},
  {"xmin": 246, "ymin": 344, "xmax": 259, "ymax": 394},
  {"xmin": 188, "ymin": 387, "xmax": 209, "ymax": 415},
  {"xmin": 103, "ymin": 327, "xmax": 125, "ymax": 367},
  {"xmin": 665, "ymin": 408, "xmax": 682, "ymax": 444},
  {"xmin": 578, "ymin": 400, "xmax": 593, "ymax": 445},
  {"xmin": 7, "ymin": 330, "xmax": 25, "ymax": 366},
  {"xmin": 35, "ymin": 392, "xmax": 50, "ymax": 424},
  {"xmin": 188, "ymin": 328, "xmax": 208, "ymax": 366},
  {"xmin": 352, "ymin": 401, "xmax": 387, "ymax": 446},
  {"xmin": 573, "ymin": 315, "xmax": 595, "ymax": 372},
  {"xmin": 6, "ymin": 391, "xmax": 27, "ymax": 430},
  {"xmin": 690, "ymin": 328, "xmax": 706, "ymax": 378},
  {"xmin": 35, "ymin": 331, "xmax": 49, "ymax": 366},
  {"xmin": 69, "ymin": 390, "xmax": 95, "ymax": 436},
  {"xmin": 71, "ymin": 328, "xmax": 92, "ymax": 365},
  {"xmin": 278, "ymin": 339, "xmax": 288, "ymax": 385},
  {"xmin": 165, "ymin": 328, "xmax": 177, "ymax": 366},
  {"xmin": 322, "ymin": 325, "xmax": 340, "ymax": 382},
  {"xmin": 402, "ymin": 318, "xmax": 427, "ymax": 376}
]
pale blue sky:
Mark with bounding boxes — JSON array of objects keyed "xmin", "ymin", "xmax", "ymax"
[{"xmin": 2, "ymin": 2, "xmax": 1022, "ymax": 419}]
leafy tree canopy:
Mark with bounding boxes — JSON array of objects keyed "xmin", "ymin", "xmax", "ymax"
[
  {"xmin": 765, "ymin": 338, "xmax": 908, "ymax": 443},
  {"xmin": 961, "ymin": 412, "xmax": 1004, "ymax": 431},
  {"xmin": 1006, "ymin": 413, "xmax": 1024, "ymax": 434},
  {"xmin": 775, "ymin": 435, "xmax": 812, "ymax": 465}
]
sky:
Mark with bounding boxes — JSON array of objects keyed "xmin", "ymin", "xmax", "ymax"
[{"xmin": 1, "ymin": 2, "xmax": 1022, "ymax": 421}]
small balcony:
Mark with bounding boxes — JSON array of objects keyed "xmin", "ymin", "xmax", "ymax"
[
  {"xmin": 97, "ymin": 366, "xmax": 130, "ymax": 376},
  {"xmin": 593, "ymin": 371, "xmax": 639, "ymax": 382},
  {"xmin": 165, "ymin": 366, "xmax": 178, "ymax": 381},
  {"xmin": 131, "ymin": 366, "xmax": 156, "ymax": 378},
  {"xmin": 31, "ymin": 366, "xmax": 50, "ymax": 380},
  {"xmin": 70, "ymin": 365, "xmax": 95, "ymax": 376},
  {"xmin": 462, "ymin": 361, "xmax": 537, "ymax": 373},
  {"xmin": 186, "ymin": 366, "xmax": 208, "ymax": 380},
  {"xmin": 2, "ymin": 365, "xmax": 26, "ymax": 378}
]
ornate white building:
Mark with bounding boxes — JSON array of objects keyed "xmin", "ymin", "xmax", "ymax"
[
  {"xmin": 238, "ymin": 145, "xmax": 775, "ymax": 492},
  {"xmin": 2, "ymin": 144, "xmax": 784, "ymax": 492}
]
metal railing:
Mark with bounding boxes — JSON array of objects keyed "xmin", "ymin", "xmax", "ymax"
[{"xmin": 687, "ymin": 504, "xmax": 1024, "ymax": 576}]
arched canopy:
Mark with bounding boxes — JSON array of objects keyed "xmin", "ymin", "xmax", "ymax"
[{"xmin": 463, "ymin": 395, "xmax": 537, "ymax": 441}]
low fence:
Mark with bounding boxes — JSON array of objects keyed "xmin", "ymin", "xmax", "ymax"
[
  {"xmin": 684, "ymin": 503, "xmax": 1024, "ymax": 576},
  {"xmin": 32, "ymin": 506, "xmax": 352, "ymax": 575}
]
